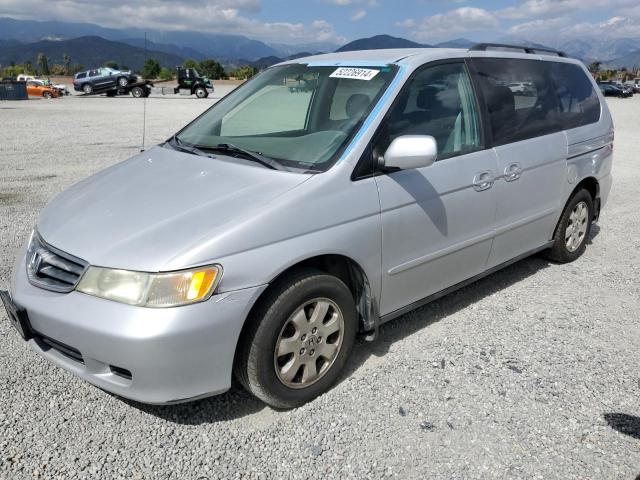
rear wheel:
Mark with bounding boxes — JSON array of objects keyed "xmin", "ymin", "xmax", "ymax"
[
  {"xmin": 42, "ymin": 91, "xmax": 52, "ymax": 99},
  {"xmin": 117, "ymin": 76, "xmax": 129, "ymax": 87},
  {"xmin": 234, "ymin": 270, "xmax": 357, "ymax": 408},
  {"xmin": 82, "ymin": 84, "xmax": 93, "ymax": 94},
  {"xmin": 545, "ymin": 189, "xmax": 593, "ymax": 263}
]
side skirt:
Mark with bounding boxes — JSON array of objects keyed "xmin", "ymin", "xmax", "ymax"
[{"xmin": 378, "ymin": 241, "xmax": 554, "ymax": 325}]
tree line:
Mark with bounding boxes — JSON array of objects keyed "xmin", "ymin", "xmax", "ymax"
[
  {"xmin": 1, "ymin": 52, "xmax": 259, "ymax": 81},
  {"xmin": 588, "ymin": 61, "xmax": 640, "ymax": 82},
  {"xmin": 141, "ymin": 58, "xmax": 258, "ymax": 81}
]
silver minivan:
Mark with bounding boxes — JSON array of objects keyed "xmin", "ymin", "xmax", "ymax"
[{"xmin": 2, "ymin": 45, "xmax": 613, "ymax": 408}]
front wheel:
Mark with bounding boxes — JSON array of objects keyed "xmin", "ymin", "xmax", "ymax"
[
  {"xmin": 234, "ymin": 270, "xmax": 357, "ymax": 408},
  {"xmin": 42, "ymin": 91, "xmax": 52, "ymax": 99},
  {"xmin": 545, "ymin": 189, "xmax": 593, "ymax": 263},
  {"xmin": 130, "ymin": 86, "xmax": 144, "ymax": 98},
  {"xmin": 195, "ymin": 87, "xmax": 207, "ymax": 98},
  {"xmin": 117, "ymin": 76, "xmax": 129, "ymax": 87}
]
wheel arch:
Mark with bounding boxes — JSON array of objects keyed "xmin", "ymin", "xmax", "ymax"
[
  {"xmin": 552, "ymin": 175, "xmax": 600, "ymax": 242},
  {"xmin": 571, "ymin": 176, "xmax": 600, "ymax": 220},
  {"xmin": 234, "ymin": 254, "xmax": 378, "ymax": 363}
]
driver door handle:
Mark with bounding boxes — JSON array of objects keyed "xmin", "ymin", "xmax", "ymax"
[
  {"xmin": 473, "ymin": 171, "xmax": 494, "ymax": 192},
  {"xmin": 504, "ymin": 162, "xmax": 523, "ymax": 182}
]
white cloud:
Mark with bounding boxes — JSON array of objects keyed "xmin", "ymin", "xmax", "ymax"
[
  {"xmin": 397, "ymin": 7, "xmax": 499, "ymax": 41},
  {"xmin": 498, "ymin": 0, "xmax": 638, "ymax": 21},
  {"xmin": 324, "ymin": 0, "xmax": 378, "ymax": 7},
  {"xmin": 351, "ymin": 9, "xmax": 367, "ymax": 21},
  {"xmin": 508, "ymin": 17, "xmax": 571, "ymax": 34},
  {"xmin": 0, "ymin": 0, "xmax": 345, "ymax": 43}
]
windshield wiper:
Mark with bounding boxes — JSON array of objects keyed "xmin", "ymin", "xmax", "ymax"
[
  {"xmin": 206, "ymin": 143, "xmax": 285, "ymax": 170},
  {"xmin": 167, "ymin": 135, "xmax": 216, "ymax": 159}
]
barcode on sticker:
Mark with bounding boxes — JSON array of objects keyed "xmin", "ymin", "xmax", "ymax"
[{"xmin": 330, "ymin": 68, "xmax": 379, "ymax": 81}]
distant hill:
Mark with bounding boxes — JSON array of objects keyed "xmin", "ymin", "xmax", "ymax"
[
  {"xmin": 121, "ymin": 38, "xmax": 208, "ymax": 61},
  {"xmin": 602, "ymin": 50, "xmax": 640, "ymax": 69},
  {"xmin": 0, "ymin": 17, "xmax": 279, "ymax": 61},
  {"xmin": 222, "ymin": 52, "xmax": 315, "ymax": 71},
  {"xmin": 502, "ymin": 34, "xmax": 640, "ymax": 61},
  {"xmin": 336, "ymin": 35, "xmax": 429, "ymax": 52},
  {"xmin": 0, "ymin": 36, "xmax": 184, "ymax": 71},
  {"xmin": 435, "ymin": 38, "xmax": 476, "ymax": 49}
]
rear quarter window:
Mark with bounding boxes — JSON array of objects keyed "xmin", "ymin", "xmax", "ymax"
[
  {"xmin": 76, "ymin": 72, "xmax": 86, "ymax": 79},
  {"xmin": 547, "ymin": 62, "xmax": 600, "ymax": 129},
  {"xmin": 471, "ymin": 58, "xmax": 561, "ymax": 146}
]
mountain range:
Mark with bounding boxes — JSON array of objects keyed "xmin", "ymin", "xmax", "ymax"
[{"xmin": 0, "ymin": 17, "xmax": 638, "ymax": 71}]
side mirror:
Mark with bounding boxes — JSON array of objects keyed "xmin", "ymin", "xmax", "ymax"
[{"xmin": 381, "ymin": 135, "xmax": 438, "ymax": 171}]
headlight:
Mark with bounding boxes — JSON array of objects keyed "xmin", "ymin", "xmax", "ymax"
[{"xmin": 76, "ymin": 265, "xmax": 222, "ymax": 308}]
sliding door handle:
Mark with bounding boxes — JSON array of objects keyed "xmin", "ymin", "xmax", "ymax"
[{"xmin": 473, "ymin": 171, "xmax": 494, "ymax": 191}]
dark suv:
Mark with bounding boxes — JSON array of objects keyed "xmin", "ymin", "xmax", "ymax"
[{"xmin": 73, "ymin": 68, "xmax": 137, "ymax": 94}]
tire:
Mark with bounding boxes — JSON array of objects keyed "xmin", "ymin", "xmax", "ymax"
[
  {"xmin": 545, "ymin": 189, "xmax": 593, "ymax": 263},
  {"xmin": 42, "ymin": 91, "xmax": 52, "ymax": 99},
  {"xmin": 195, "ymin": 87, "xmax": 207, "ymax": 99},
  {"xmin": 234, "ymin": 269, "xmax": 357, "ymax": 409},
  {"xmin": 117, "ymin": 76, "xmax": 129, "ymax": 88},
  {"xmin": 82, "ymin": 84, "xmax": 93, "ymax": 94},
  {"xmin": 130, "ymin": 86, "xmax": 144, "ymax": 98}
]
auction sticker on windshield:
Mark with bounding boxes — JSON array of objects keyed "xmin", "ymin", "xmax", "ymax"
[{"xmin": 330, "ymin": 67, "xmax": 379, "ymax": 81}]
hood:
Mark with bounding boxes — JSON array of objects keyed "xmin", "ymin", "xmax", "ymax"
[{"xmin": 37, "ymin": 145, "xmax": 311, "ymax": 272}]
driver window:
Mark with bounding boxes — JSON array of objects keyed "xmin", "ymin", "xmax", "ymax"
[{"xmin": 378, "ymin": 62, "xmax": 481, "ymax": 160}]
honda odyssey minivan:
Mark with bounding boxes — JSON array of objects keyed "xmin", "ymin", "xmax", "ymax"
[{"xmin": 2, "ymin": 44, "xmax": 613, "ymax": 408}]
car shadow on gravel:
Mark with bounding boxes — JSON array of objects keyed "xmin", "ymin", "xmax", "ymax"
[
  {"xmin": 342, "ymin": 254, "xmax": 555, "ymax": 379},
  {"xmin": 347, "ymin": 224, "xmax": 603, "ymax": 375},
  {"xmin": 604, "ymin": 413, "xmax": 640, "ymax": 440},
  {"xmin": 119, "ymin": 384, "xmax": 267, "ymax": 424}
]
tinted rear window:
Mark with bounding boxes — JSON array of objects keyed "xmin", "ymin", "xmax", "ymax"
[
  {"xmin": 471, "ymin": 58, "xmax": 561, "ymax": 145},
  {"xmin": 76, "ymin": 72, "xmax": 86, "ymax": 79},
  {"xmin": 471, "ymin": 58, "xmax": 601, "ymax": 146},
  {"xmin": 547, "ymin": 62, "xmax": 600, "ymax": 129}
]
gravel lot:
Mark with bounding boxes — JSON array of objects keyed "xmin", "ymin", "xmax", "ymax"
[{"xmin": 1, "ymin": 92, "xmax": 639, "ymax": 480}]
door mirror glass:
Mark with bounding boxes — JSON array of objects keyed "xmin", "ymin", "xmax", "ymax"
[{"xmin": 382, "ymin": 135, "xmax": 437, "ymax": 170}]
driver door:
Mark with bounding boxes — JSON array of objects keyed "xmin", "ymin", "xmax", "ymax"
[{"xmin": 373, "ymin": 61, "xmax": 499, "ymax": 316}]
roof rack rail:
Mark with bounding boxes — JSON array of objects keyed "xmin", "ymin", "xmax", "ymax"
[{"xmin": 469, "ymin": 43, "xmax": 567, "ymax": 58}]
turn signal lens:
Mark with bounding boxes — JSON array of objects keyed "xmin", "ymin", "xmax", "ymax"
[
  {"xmin": 146, "ymin": 267, "xmax": 220, "ymax": 307},
  {"xmin": 76, "ymin": 265, "xmax": 222, "ymax": 308}
]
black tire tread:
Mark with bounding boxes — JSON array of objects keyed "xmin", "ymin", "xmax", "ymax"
[
  {"xmin": 234, "ymin": 269, "xmax": 355, "ymax": 409},
  {"xmin": 545, "ymin": 188, "xmax": 593, "ymax": 263}
]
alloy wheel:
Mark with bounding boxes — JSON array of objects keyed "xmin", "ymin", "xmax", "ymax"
[
  {"xmin": 274, "ymin": 298, "xmax": 344, "ymax": 389},
  {"xmin": 565, "ymin": 201, "xmax": 589, "ymax": 252}
]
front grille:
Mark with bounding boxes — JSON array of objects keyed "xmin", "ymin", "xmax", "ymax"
[
  {"xmin": 34, "ymin": 332, "xmax": 84, "ymax": 364},
  {"xmin": 26, "ymin": 232, "xmax": 88, "ymax": 293}
]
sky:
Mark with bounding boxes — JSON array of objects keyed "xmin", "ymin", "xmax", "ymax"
[{"xmin": 1, "ymin": 0, "xmax": 640, "ymax": 45}]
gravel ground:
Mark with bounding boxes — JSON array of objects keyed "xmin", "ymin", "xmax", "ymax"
[{"xmin": 1, "ymin": 93, "xmax": 639, "ymax": 480}]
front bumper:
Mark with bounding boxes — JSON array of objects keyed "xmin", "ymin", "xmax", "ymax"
[{"xmin": 8, "ymin": 251, "xmax": 266, "ymax": 404}]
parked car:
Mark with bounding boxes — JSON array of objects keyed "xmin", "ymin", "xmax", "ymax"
[
  {"xmin": 507, "ymin": 81, "xmax": 535, "ymax": 96},
  {"xmin": 17, "ymin": 75, "xmax": 68, "ymax": 96},
  {"xmin": 25, "ymin": 80, "xmax": 59, "ymax": 99},
  {"xmin": 624, "ymin": 82, "xmax": 640, "ymax": 94},
  {"xmin": 2, "ymin": 46, "xmax": 613, "ymax": 408},
  {"xmin": 73, "ymin": 67, "xmax": 137, "ymax": 94},
  {"xmin": 598, "ymin": 83, "xmax": 632, "ymax": 98}
]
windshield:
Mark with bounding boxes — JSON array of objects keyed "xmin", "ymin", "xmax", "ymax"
[{"xmin": 174, "ymin": 63, "xmax": 397, "ymax": 172}]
